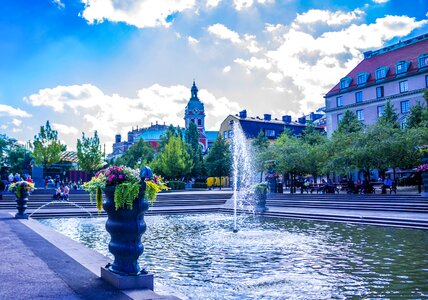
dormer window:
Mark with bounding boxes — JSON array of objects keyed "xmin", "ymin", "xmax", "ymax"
[
  {"xmin": 418, "ymin": 54, "xmax": 428, "ymax": 69},
  {"xmin": 340, "ymin": 77, "xmax": 352, "ymax": 89},
  {"xmin": 396, "ymin": 61, "xmax": 410, "ymax": 74},
  {"xmin": 375, "ymin": 67, "xmax": 388, "ymax": 80},
  {"xmin": 357, "ymin": 72, "xmax": 369, "ymax": 85}
]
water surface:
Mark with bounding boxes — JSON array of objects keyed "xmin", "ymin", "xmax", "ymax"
[{"xmin": 39, "ymin": 214, "xmax": 428, "ymax": 299}]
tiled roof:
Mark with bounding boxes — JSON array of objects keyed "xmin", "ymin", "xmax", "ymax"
[
  {"xmin": 326, "ymin": 34, "xmax": 428, "ymax": 97},
  {"xmin": 60, "ymin": 151, "xmax": 78, "ymax": 163}
]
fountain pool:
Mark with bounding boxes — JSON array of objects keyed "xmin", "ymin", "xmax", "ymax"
[{"xmin": 39, "ymin": 214, "xmax": 428, "ymax": 299}]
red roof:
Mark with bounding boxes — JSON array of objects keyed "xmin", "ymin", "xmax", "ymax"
[{"xmin": 326, "ymin": 35, "xmax": 428, "ymax": 96}]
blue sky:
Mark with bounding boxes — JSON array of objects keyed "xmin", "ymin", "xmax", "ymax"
[{"xmin": 1, "ymin": 0, "xmax": 427, "ymax": 152}]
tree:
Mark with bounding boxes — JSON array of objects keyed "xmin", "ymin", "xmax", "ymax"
[
  {"xmin": 335, "ymin": 110, "xmax": 363, "ymax": 135},
  {"xmin": 151, "ymin": 136, "xmax": 192, "ymax": 179},
  {"xmin": 378, "ymin": 100, "xmax": 399, "ymax": 128},
  {"xmin": 185, "ymin": 122, "xmax": 204, "ymax": 178},
  {"xmin": 77, "ymin": 131, "xmax": 104, "ymax": 173},
  {"xmin": 115, "ymin": 139, "xmax": 155, "ymax": 168},
  {"xmin": 252, "ymin": 130, "xmax": 270, "ymax": 181},
  {"xmin": 205, "ymin": 136, "xmax": 231, "ymax": 186},
  {"xmin": 0, "ymin": 135, "xmax": 33, "ymax": 175},
  {"xmin": 33, "ymin": 121, "xmax": 66, "ymax": 167}
]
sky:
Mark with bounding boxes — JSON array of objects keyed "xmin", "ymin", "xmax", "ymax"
[{"xmin": 1, "ymin": 0, "xmax": 428, "ymax": 153}]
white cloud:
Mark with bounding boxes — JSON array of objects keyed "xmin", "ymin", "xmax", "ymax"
[
  {"xmin": 52, "ymin": 123, "xmax": 79, "ymax": 135},
  {"xmin": 12, "ymin": 119, "xmax": 22, "ymax": 126},
  {"xmin": 206, "ymin": 0, "xmax": 221, "ymax": 8},
  {"xmin": 25, "ymin": 83, "xmax": 240, "ymax": 152},
  {"xmin": 223, "ymin": 65, "xmax": 231, "ymax": 73},
  {"xmin": 372, "ymin": 0, "xmax": 390, "ymax": 3},
  {"xmin": 188, "ymin": 36, "xmax": 199, "ymax": 45},
  {"xmin": 233, "ymin": 0, "xmax": 273, "ymax": 10},
  {"xmin": 0, "ymin": 104, "xmax": 31, "ymax": 118},
  {"xmin": 232, "ymin": 11, "xmax": 428, "ymax": 114},
  {"xmin": 208, "ymin": 23, "xmax": 241, "ymax": 43},
  {"xmin": 52, "ymin": 0, "xmax": 65, "ymax": 8},
  {"xmin": 79, "ymin": 0, "xmax": 195, "ymax": 29}
]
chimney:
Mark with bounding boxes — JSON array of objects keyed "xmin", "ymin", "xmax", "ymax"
[
  {"xmin": 263, "ymin": 114, "xmax": 271, "ymax": 121},
  {"xmin": 298, "ymin": 116, "xmax": 306, "ymax": 124},
  {"xmin": 115, "ymin": 134, "xmax": 121, "ymax": 143},
  {"xmin": 239, "ymin": 110, "xmax": 247, "ymax": 118},
  {"xmin": 282, "ymin": 115, "xmax": 292, "ymax": 123}
]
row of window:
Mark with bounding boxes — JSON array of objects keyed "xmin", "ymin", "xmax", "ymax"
[
  {"xmin": 190, "ymin": 118, "xmax": 203, "ymax": 126},
  {"xmin": 339, "ymin": 53, "xmax": 428, "ymax": 89},
  {"xmin": 223, "ymin": 129, "xmax": 276, "ymax": 139},
  {"xmin": 335, "ymin": 76, "xmax": 426, "ymax": 107},
  {"xmin": 337, "ymin": 100, "xmax": 411, "ymax": 124}
]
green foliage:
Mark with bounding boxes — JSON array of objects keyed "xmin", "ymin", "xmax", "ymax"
[
  {"xmin": 114, "ymin": 139, "xmax": 155, "ymax": 168},
  {"xmin": 185, "ymin": 122, "xmax": 205, "ymax": 178},
  {"xmin": 378, "ymin": 100, "xmax": 399, "ymax": 128},
  {"xmin": 0, "ymin": 135, "xmax": 33, "ymax": 174},
  {"xmin": 271, "ymin": 134, "xmax": 311, "ymax": 175},
  {"xmin": 252, "ymin": 130, "xmax": 269, "ymax": 150},
  {"xmin": 77, "ymin": 131, "xmax": 104, "ymax": 173},
  {"xmin": 407, "ymin": 101, "xmax": 428, "ymax": 129},
  {"xmin": 114, "ymin": 182, "xmax": 140, "ymax": 210},
  {"xmin": 151, "ymin": 136, "xmax": 192, "ymax": 179},
  {"xmin": 335, "ymin": 110, "xmax": 362, "ymax": 135},
  {"xmin": 145, "ymin": 178, "xmax": 169, "ymax": 204},
  {"xmin": 33, "ymin": 121, "xmax": 66, "ymax": 167},
  {"xmin": 167, "ymin": 180, "xmax": 186, "ymax": 190},
  {"xmin": 205, "ymin": 136, "xmax": 231, "ymax": 178}
]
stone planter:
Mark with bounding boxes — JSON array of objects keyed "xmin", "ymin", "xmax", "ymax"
[
  {"xmin": 254, "ymin": 186, "xmax": 268, "ymax": 213},
  {"xmin": 15, "ymin": 190, "xmax": 29, "ymax": 219},
  {"xmin": 101, "ymin": 184, "xmax": 154, "ymax": 289}
]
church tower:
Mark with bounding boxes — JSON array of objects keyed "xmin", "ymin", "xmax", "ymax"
[{"xmin": 184, "ymin": 81, "xmax": 207, "ymax": 152}]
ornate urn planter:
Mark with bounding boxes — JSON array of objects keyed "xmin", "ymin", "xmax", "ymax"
[
  {"xmin": 101, "ymin": 183, "xmax": 154, "ymax": 289},
  {"xmin": 15, "ymin": 189, "xmax": 29, "ymax": 219},
  {"xmin": 254, "ymin": 184, "xmax": 268, "ymax": 213}
]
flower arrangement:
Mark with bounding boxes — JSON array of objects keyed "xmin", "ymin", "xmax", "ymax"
[
  {"xmin": 417, "ymin": 163, "xmax": 428, "ymax": 172},
  {"xmin": 415, "ymin": 145, "xmax": 428, "ymax": 154},
  {"xmin": 83, "ymin": 166, "xmax": 168, "ymax": 211},
  {"xmin": 254, "ymin": 182, "xmax": 269, "ymax": 193},
  {"xmin": 8, "ymin": 181, "xmax": 35, "ymax": 198},
  {"xmin": 265, "ymin": 173, "xmax": 279, "ymax": 179}
]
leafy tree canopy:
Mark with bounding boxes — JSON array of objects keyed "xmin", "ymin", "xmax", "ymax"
[
  {"xmin": 33, "ymin": 121, "xmax": 66, "ymax": 167},
  {"xmin": 77, "ymin": 131, "xmax": 105, "ymax": 173}
]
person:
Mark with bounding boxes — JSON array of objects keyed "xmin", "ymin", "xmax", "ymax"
[
  {"xmin": 62, "ymin": 186, "xmax": 70, "ymax": 201},
  {"xmin": 8, "ymin": 173, "xmax": 13, "ymax": 183},
  {"xmin": 319, "ymin": 179, "xmax": 326, "ymax": 194},
  {"xmin": 26, "ymin": 175, "xmax": 33, "ymax": 183},
  {"xmin": 347, "ymin": 178, "xmax": 355, "ymax": 194},
  {"xmin": 14, "ymin": 173, "xmax": 21, "ymax": 182},
  {"xmin": 326, "ymin": 179, "xmax": 334, "ymax": 193},
  {"xmin": 53, "ymin": 186, "xmax": 62, "ymax": 199}
]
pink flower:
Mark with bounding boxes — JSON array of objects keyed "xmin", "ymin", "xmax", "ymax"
[{"xmin": 118, "ymin": 175, "xmax": 123, "ymax": 179}]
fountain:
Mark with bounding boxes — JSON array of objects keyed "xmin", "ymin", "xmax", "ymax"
[
  {"xmin": 29, "ymin": 200, "xmax": 94, "ymax": 218},
  {"xmin": 230, "ymin": 123, "xmax": 258, "ymax": 232}
]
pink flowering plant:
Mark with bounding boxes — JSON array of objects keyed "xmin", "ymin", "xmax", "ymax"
[
  {"xmin": 83, "ymin": 166, "xmax": 167, "ymax": 211},
  {"xmin": 417, "ymin": 163, "xmax": 428, "ymax": 172}
]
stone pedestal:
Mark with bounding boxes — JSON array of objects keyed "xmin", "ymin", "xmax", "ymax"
[{"xmin": 101, "ymin": 267, "xmax": 154, "ymax": 290}]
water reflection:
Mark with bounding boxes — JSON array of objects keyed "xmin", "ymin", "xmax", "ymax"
[{"xmin": 39, "ymin": 214, "xmax": 428, "ymax": 300}]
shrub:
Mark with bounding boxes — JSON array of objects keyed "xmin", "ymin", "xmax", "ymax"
[
  {"xmin": 192, "ymin": 182, "xmax": 207, "ymax": 189},
  {"xmin": 167, "ymin": 181, "xmax": 185, "ymax": 190}
]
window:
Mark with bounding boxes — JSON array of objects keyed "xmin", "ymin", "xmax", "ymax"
[
  {"xmin": 401, "ymin": 100, "xmax": 410, "ymax": 114},
  {"xmin": 340, "ymin": 77, "xmax": 352, "ymax": 89},
  {"xmin": 198, "ymin": 119, "xmax": 202, "ymax": 126},
  {"xmin": 376, "ymin": 86, "xmax": 384, "ymax": 98},
  {"xmin": 223, "ymin": 131, "xmax": 227, "ymax": 139},
  {"xmin": 418, "ymin": 54, "xmax": 428, "ymax": 68},
  {"xmin": 395, "ymin": 61, "xmax": 409, "ymax": 74},
  {"xmin": 377, "ymin": 105, "xmax": 385, "ymax": 117},
  {"xmin": 228, "ymin": 130, "xmax": 233, "ymax": 138},
  {"xmin": 355, "ymin": 91, "xmax": 363, "ymax": 103},
  {"xmin": 265, "ymin": 129, "xmax": 275, "ymax": 137},
  {"xmin": 190, "ymin": 119, "xmax": 195, "ymax": 123},
  {"xmin": 357, "ymin": 72, "xmax": 369, "ymax": 85},
  {"xmin": 399, "ymin": 80, "xmax": 408, "ymax": 93},
  {"xmin": 375, "ymin": 67, "xmax": 388, "ymax": 80},
  {"xmin": 426, "ymin": 75, "xmax": 428, "ymax": 88},
  {"xmin": 337, "ymin": 114, "xmax": 343, "ymax": 123},
  {"xmin": 228, "ymin": 120, "xmax": 234, "ymax": 125},
  {"xmin": 336, "ymin": 96, "xmax": 343, "ymax": 107},
  {"xmin": 356, "ymin": 110, "xmax": 364, "ymax": 121}
]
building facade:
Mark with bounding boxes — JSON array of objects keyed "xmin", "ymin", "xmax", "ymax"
[
  {"xmin": 219, "ymin": 110, "xmax": 324, "ymax": 141},
  {"xmin": 324, "ymin": 33, "xmax": 428, "ymax": 136},
  {"xmin": 109, "ymin": 81, "xmax": 217, "ymax": 159}
]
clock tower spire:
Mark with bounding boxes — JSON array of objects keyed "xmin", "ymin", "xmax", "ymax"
[{"xmin": 184, "ymin": 80, "xmax": 207, "ymax": 152}]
